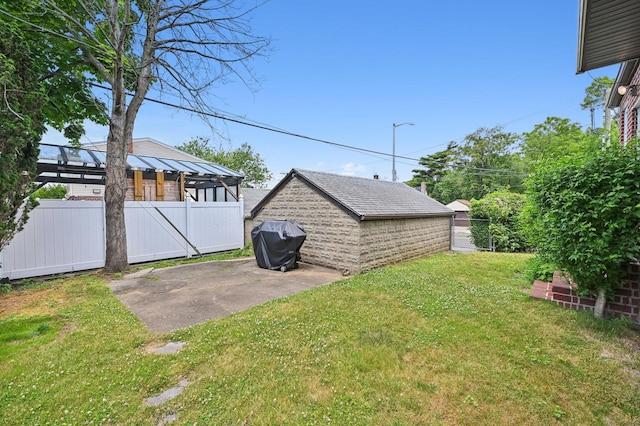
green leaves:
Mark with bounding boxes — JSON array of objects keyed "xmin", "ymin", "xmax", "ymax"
[
  {"xmin": 469, "ymin": 190, "xmax": 528, "ymax": 252},
  {"xmin": 520, "ymin": 117, "xmax": 598, "ymax": 172},
  {"xmin": 409, "ymin": 126, "xmax": 525, "ymax": 203},
  {"xmin": 524, "ymin": 140, "xmax": 640, "ymax": 294},
  {"xmin": 177, "ymin": 137, "xmax": 272, "ymax": 188},
  {"xmin": 2, "ymin": 0, "xmax": 108, "ymax": 144},
  {"xmin": 0, "ymin": 21, "xmax": 44, "ymax": 251}
]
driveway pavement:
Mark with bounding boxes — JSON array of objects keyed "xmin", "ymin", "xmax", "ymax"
[
  {"xmin": 108, "ymin": 258, "xmax": 344, "ymax": 333},
  {"xmin": 451, "ymin": 226, "xmax": 478, "ymax": 252}
]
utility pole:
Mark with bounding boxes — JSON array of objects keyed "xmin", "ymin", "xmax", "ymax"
[{"xmin": 392, "ymin": 122, "xmax": 414, "ymax": 182}]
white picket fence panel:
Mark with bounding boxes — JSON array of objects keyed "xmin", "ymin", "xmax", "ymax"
[{"xmin": 0, "ymin": 198, "xmax": 244, "ymax": 280}]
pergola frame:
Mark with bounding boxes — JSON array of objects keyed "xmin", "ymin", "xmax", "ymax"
[{"xmin": 36, "ymin": 143, "xmax": 243, "ymax": 201}]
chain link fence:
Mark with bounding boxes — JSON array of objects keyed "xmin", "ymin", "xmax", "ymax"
[{"xmin": 451, "ymin": 218, "xmax": 493, "ymax": 252}]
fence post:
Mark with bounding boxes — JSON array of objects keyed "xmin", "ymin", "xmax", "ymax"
[
  {"xmin": 450, "ymin": 216, "xmax": 454, "ymax": 251},
  {"xmin": 185, "ymin": 197, "xmax": 192, "ymax": 258},
  {"xmin": 239, "ymin": 194, "xmax": 245, "ymax": 247},
  {"xmin": 101, "ymin": 198, "xmax": 107, "ymax": 264}
]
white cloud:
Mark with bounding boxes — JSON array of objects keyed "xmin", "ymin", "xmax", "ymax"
[{"xmin": 340, "ymin": 162, "xmax": 366, "ymax": 176}]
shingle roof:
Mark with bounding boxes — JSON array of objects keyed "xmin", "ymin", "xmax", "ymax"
[
  {"xmin": 253, "ymin": 168, "xmax": 453, "ymax": 221},
  {"xmin": 241, "ymin": 188, "xmax": 271, "ymax": 218}
]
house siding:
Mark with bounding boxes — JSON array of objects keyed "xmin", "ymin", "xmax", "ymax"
[
  {"xmin": 66, "ymin": 183, "xmax": 104, "ymax": 200},
  {"xmin": 252, "ymin": 176, "xmax": 451, "ymax": 274},
  {"xmin": 614, "ymin": 65, "xmax": 640, "ymax": 145}
]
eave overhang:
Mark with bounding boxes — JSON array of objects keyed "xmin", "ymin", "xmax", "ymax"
[
  {"xmin": 359, "ymin": 212, "xmax": 455, "ymax": 221},
  {"xmin": 577, "ymin": 0, "xmax": 640, "ymax": 73}
]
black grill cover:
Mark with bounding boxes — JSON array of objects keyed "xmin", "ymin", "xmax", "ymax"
[{"xmin": 251, "ymin": 220, "xmax": 307, "ymax": 271}]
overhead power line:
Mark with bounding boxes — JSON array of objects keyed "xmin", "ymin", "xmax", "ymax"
[
  {"xmin": 90, "ymin": 83, "xmax": 421, "ymax": 162},
  {"xmin": 90, "ymin": 83, "xmax": 529, "ymax": 176},
  {"xmin": 90, "ymin": 84, "xmax": 531, "ymax": 176}
]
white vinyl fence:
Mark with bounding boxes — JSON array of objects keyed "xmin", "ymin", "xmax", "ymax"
[{"xmin": 0, "ymin": 198, "xmax": 244, "ymax": 280}]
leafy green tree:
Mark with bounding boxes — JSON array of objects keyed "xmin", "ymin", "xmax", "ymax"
[
  {"xmin": 524, "ymin": 140, "xmax": 640, "ymax": 318},
  {"xmin": 407, "ymin": 141, "xmax": 457, "ymax": 197},
  {"xmin": 581, "ymin": 76, "xmax": 613, "ymax": 130},
  {"xmin": 177, "ymin": 137, "xmax": 272, "ymax": 188},
  {"xmin": 429, "ymin": 171, "xmax": 468, "ymax": 204},
  {"xmin": 21, "ymin": 0, "xmax": 269, "ymax": 272},
  {"xmin": 33, "ymin": 185, "xmax": 68, "ymax": 199},
  {"xmin": 0, "ymin": 2, "xmax": 107, "ymax": 251},
  {"xmin": 2, "ymin": 1, "xmax": 107, "ymax": 144},
  {"xmin": 469, "ymin": 190, "xmax": 528, "ymax": 253},
  {"xmin": 520, "ymin": 117, "xmax": 597, "ymax": 172},
  {"xmin": 458, "ymin": 126, "xmax": 523, "ymax": 198},
  {"xmin": 409, "ymin": 127, "xmax": 525, "ymax": 203},
  {"xmin": 0, "ymin": 23, "xmax": 43, "ymax": 251}
]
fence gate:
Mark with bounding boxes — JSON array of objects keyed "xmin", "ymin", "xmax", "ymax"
[
  {"xmin": 0, "ymin": 199, "xmax": 244, "ymax": 280},
  {"xmin": 450, "ymin": 218, "xmax": 493, "ymax": 252}
]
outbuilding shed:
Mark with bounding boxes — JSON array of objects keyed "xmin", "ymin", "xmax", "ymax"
[
  {"xmin": 446, "ymin": 200, "xmax": 471, "ymax": 227},
  {"xmin": 251, "ymin": 169, "xmax": 454, "ymax": 274}
]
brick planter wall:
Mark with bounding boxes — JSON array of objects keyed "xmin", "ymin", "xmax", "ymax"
[{"xmin": 530, "ymin": 264, "xmax": 640, "ymax": 324}]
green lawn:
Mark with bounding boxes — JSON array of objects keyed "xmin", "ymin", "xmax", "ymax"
[{"xmin": 1, "ymin": 252, "xmax": 638, "ymax": 425}]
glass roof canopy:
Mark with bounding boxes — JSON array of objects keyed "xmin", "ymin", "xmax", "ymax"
[{"xmin": 36, "ymin": 143, "xmax": 243, "ymax": 188}]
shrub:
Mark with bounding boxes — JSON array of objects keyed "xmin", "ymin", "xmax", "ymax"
[
  {"xmin": 524, "ymin": 140, "xmax": 640, "ymax": 316},
  {"xmin": 523, "ymin": 255, "xmax": 557, "ymax": 283},
  {"xmin": 32, "ymin": 184, "xmax": 67, "ymax": 199},
  {"xmin": 469, "ymin": 190, "xmax": 528, "ymax": 252}
]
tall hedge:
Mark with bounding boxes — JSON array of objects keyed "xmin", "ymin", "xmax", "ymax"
[
  {"xmin": 524, "ymin": 140, "xmax": 640, "ymax": 304},
  {"xmin": 469, "ymin": 190, "xmax": 528, "ymax": 252}
]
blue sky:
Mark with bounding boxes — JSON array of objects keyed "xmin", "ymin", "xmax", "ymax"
[{"xmin": 45, "ymin": 0, "xmax": 617, "ymax": 186}]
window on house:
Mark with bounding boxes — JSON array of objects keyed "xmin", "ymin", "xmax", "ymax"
[{"xmin": 622, "ymin": 108, "xmax": 630, "ymax": 144}]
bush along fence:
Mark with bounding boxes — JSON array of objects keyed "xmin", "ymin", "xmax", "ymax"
[
  {"xmin": 467, "ymin": 219, "xmax": 494, "ymax": 251},
  {"xmin": 530, "ymin": 263, "xmax": 640, "ymax": 325}
]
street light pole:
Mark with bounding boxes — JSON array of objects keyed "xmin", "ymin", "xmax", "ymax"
[{"xmin": 392, "ymin": 122, "xmax": 414, "ymax": 182}]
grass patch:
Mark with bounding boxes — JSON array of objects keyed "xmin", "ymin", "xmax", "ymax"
[
  {"xmin": 0, "ymin": 316, "xmax": 61, "ymax": 362},
  {"xmin": 0, "ymin": 252, "xmax": 638, "ymax": 425}
]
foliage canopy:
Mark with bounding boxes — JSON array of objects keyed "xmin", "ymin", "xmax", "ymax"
[
  {"xmin": 32, "ymin": 184, "xmax": 68, "ymax": 200},
  {"xmin": 0, "ymin": 1, "xmax": 107, "ymax": 251},
  {"xmin": 469, "ymin": 190, "xmax": 528, "ymax": 253},
  {"xmin": 0, "ymin": 23, "xmax": 42, "ymax": 251},
  {"xmin": 408, "ymin": 126, "xmax": 525, "ymax": 203},
  {"xmin": 177, "ymin": 137, "xmax": 272, "ymax": 188},
  {"xmin": 524, "ymin": 140, "xmax": 640, "ymax": 298}
]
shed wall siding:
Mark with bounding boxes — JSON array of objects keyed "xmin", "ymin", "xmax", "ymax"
[
  {"xmin": 359, "ymin": 217, "xmax": 451, "ymax": 272},
  {"xmin": 67, "ymin": 183, "xmax": 104, "ymax": 199},
  {"xmin": 253, "ymin": 177, "xmax": 360, "ymax": 273}
]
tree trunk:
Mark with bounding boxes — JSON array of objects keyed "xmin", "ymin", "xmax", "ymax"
[
  {"xmin": 594, "ymin": 288, "xmax": 606, "ymax": 318},
  {"xmin": 103, "ymin": 0, "xmax": 157, "ymax": 273},
  {"xmin": 104, "ymin": 71, "xmax": 129, "ymax": 273}
]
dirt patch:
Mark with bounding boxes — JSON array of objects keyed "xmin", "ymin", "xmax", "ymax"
[
  {"xmin": 623, "ymin": 329, "xmax": 640, "ymax": 355},
  {"xmin": 0, "ymin": 286, "xmax": 66, "ymax": 319}
]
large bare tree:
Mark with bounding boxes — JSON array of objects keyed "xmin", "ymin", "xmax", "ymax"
[{"xmin": 39, "ymin": 0, "xmax": 269, "ymax": 272}]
